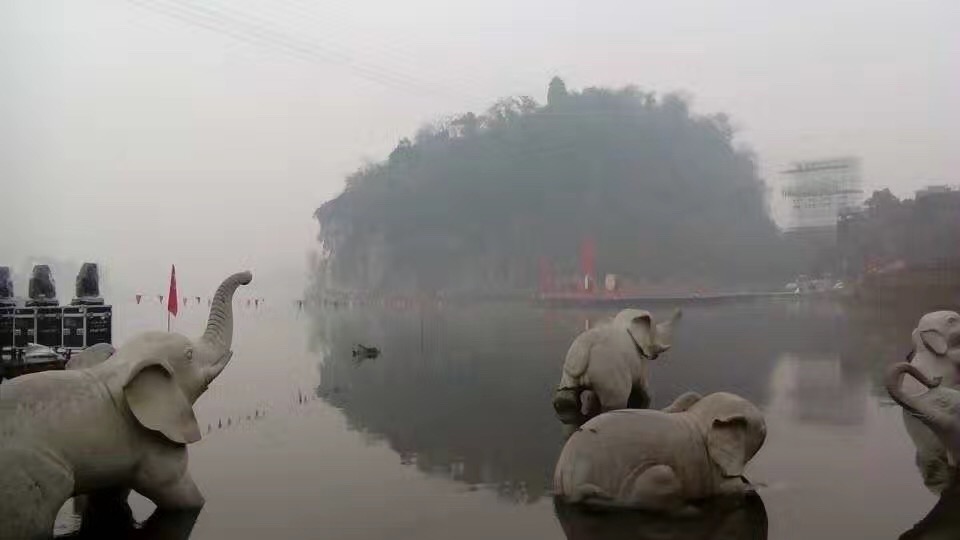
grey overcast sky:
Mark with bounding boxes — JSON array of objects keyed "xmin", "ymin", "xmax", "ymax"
[{"xmin": 1, "ymin": 0, "xmax": 956, "ymax": 298}]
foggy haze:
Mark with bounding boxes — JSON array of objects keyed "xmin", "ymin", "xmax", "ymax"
[{"xmin": 2, "ymin": 0, "xmax": 956, "ymax": 299}]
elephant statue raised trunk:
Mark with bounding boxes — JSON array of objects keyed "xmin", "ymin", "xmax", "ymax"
[
  {"xmin": 0, "ymin": 271, "xmax": 251, "ymax": 540},
  {"xmin": 886, "ymin": 362, "xmax": 960, "ymax": 467},
  {"xmin": 184, "ymin": 270, "xmax": 252, "ymax": 400}
]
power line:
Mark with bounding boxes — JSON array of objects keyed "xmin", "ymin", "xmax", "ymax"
[
  {"xmin": 126, "ymin": 0, "xmax": 686, "ymax": 169},
  {"xmin": 127, "ymin": 0, "xmax": 483, "ymax": 102},
  {"xmin": 200, "ymin": 0, "xmax": 538, "ymax": 104}
]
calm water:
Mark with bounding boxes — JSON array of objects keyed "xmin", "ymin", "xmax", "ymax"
[{"xmin": 55, "ymin": 296, "xmax": 960, "ymax": 539}]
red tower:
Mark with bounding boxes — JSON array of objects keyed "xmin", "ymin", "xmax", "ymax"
[{"xmin": 538, "ymin": 257, "xmax": 555, "ymax": 294}]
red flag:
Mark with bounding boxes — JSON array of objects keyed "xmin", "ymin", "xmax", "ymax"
[{"xmin": 167, "ymin": 265, "xmax": 179, "ymax": 317}]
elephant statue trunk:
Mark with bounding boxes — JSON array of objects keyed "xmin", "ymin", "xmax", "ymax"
[
  {"xmin": 201, "ymin": 271, "xmax": 251, "ymax": 351},
  {"xmin": 193, "ymin": 271, "xmax": 252, "ymax": 394},
  {"xmin": 886, "ymin": 362, "xmax": 955, "ymax": 436}
]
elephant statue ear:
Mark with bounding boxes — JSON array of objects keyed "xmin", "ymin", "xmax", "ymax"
[
  {"xmin": 124, "ymin": 359, "xmax": 201, "ymax": 445},
  {"xmin": 616, "ymin": 309, "xmax": 656, "ymax": 358},
  {"xmin": 65, "ymin": 342, "xmax": 115, "ymax": 370},
  {"xmin": 917, "ymin": 328, "xmax": 949, "ymax": 356},
  {"xmin": 707, "ymin": 414, "xmax": 748, "ymax": 478}
]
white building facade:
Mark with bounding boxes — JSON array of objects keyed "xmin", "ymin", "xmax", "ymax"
[{"xmin": 781, "ymin": 157, "xmax": 863, "ymax": 231}]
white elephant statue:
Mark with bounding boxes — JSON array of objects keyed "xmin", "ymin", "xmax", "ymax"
[
  {"xmin": 553, "ymin": 308, "xmax": 681, "ymax": 425},
  {"xmin": 0, "ymin": 271, "xmax": 251, "ymax": 539},
  {"xmin": 899, "ymin": 311, "xmax": 960, "ymax": 492},
  {"xmin": 887, "ymin": 362, "xmax": 960, "ymax": 489},
  {"xmin": 553, "ymin": 391, "xmax": 766, "ymax": 512}
]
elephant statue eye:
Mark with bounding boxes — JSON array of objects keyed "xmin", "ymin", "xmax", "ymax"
[{"xmin": 185, "ymin": 349, "xmax": 194, "ymax": 362}]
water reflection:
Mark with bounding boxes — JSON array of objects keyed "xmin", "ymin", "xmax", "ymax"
[
  {"xmin": 313, "ymin": 305, "xmax": 570, "ymax": 503},
  {"xmin": 553, "ymin": 494, "xmax": 767, "ymax": 540},
  {"xmin": 309, "ymin": 299, "xmax": 929, "ymax": 501},
  {"xmin": 767, "ymin": 353, "xmax": 867, "ymax": 426},
  {"xmin": 38, "ymin": 296, "xmax": 960, "ymax": 538}
]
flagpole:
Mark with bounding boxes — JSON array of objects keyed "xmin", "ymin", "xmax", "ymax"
[{"xmin": 167, "ymin": 311, "xmax": 171, "ymax": 332}]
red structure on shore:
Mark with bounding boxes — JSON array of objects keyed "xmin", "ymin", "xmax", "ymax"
[{"xmin": 579, "ymin": 237, "xmax": 596, "ymax": 291}]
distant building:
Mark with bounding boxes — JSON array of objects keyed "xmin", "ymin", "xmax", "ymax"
[
  {"xmin": 915, "ymin": 185, "xmax": 953, "ymax": 199},
  {"xmin": 781, "ymin": 157, "xmax": 864, "ymax": 232}
]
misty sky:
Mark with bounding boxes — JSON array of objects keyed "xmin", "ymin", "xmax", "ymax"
[{"xmin": 2, "ymin": 0, "xmax": 956, "ymax": 300}]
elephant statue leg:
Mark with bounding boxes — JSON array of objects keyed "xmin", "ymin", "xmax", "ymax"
[
  {"xmin": 621, "ymin": 455, "xmax": 749, "ymax": 512},
  {"xmin": 622, "ymin": 464, "xmax": 686, "ymax": 512},
  {"xmin": 87, "ymin": 488, "xmax": 131, "ymax": 507},
  {"xmin": 75, "ymin": 487, "xmax": 133, "ymax": 526},
  {"xmin": 592, "ymin": 373, "xmax": 631, "ymax": 412},
  {"xmin": 138, "ymin": 508, "xmax": 201, "ymax": 539},
  {"xmin": 917, "ymin": 450, "xmax": 955, "ymax": 493},
  {"xmin": 627, "ymin": 384, "xmax": 651, "ymax": 409},
  {"xmin": 136, "ymin": 471, "xmax": 204, "ymax": 510},
  {"xmin": 74, "ymin": 489, "xmax": 136, "ymax": 537},
  {"xmin": 133, "ymin": 447, "xmax": 204, "ymax": 510},
  {"xmin": 0, "ymin": 450, "xmax": 74, "ymax": 539}
]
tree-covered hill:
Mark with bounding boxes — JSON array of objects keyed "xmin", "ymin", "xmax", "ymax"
[{"xmin": 315, "ymin": 78, "xmax": 789, "ymax": 295}]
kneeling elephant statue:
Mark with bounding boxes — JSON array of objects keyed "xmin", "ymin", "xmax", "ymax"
[
  {"xmin": 553, "ymin": 392, "xmax": 766, "ymax": 512},
  {"xmin": 553, "ymin": 308, "xmax": 681, "ymax": 425},
  {"xmin": 0, "ymin": 271, "xmax": 252, "ymax": 540}
]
